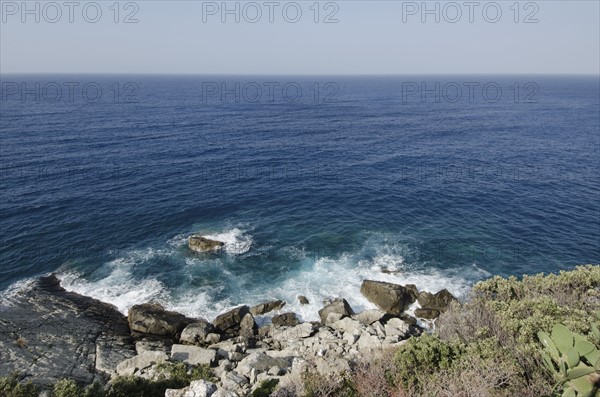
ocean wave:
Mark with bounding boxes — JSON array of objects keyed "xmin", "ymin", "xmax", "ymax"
[{"xmin": 50, "ymin": 230, "xmax": 490, "ymax": 322}]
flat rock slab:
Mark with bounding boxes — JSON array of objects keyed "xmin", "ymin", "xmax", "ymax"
[
  {"xmin": 171, "ymin": 344, "xmax": 217, "ymax": 366},
  {"xmin": 0, "ymin": 274, "xmax": 136, "ymax": 386}
]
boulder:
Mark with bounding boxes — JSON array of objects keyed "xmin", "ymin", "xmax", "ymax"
[
  {"xmin": 213, "ymin": 306, "xmax": 251, "ymax": 337},
  {"xmin": 128, "ymin": 303, "xmax": 194, "ymax": 337},
  {"xmin": 180, "ymin": 320, "xmax": 217, "ymax": 346},
  {"xmin": 239, "ymin": 313, "xmax": 258, "ymax": 339},
  {"xmin": 165, "ymin": 380, "xmax": 218, "ymax": 397},
  {"xmin": 353, "ymin": 309, "xmax": 387, "ymax": 326},
  {"xmin": 331, "ymin": 317, "xmax": 362, "ymax": 334},
  {"xmin": 360, "ymin": 280, "xmax": 416, "ymax": 315},
  {"xmin": 272, "ymin": 312, "xmax": 300, "ymax": 327},
  {"xmin": 298, "ymin": 296, "xmax": 310, "ymax": 305},
  {"xmin": 414, "ymin": 308, "xmax": 441, "ymax": 319},
  {"xmin": 271, "ymin": 322, "xmax": 316, "ymax": 342},
  {"xmin": 189, "ymin": 235, "xmax": 225, "ymax": 253},
  {"xmin": 418, "ymin": 289, "xmax": 458, "ymax": 313},
  {"xmin": 384, "ymin": 318, "xmax": 410, "ymax": 338},
  {"xmin": 171, "ymin": 344, "xmax": 218, "ymax": 366},
  {"xmin": 250, "ymin": 300, "xmax": 286, "ymax": 316},
  {"xmin": 318, "ymin": 298, "xmax": 354, "ymax": 324}
]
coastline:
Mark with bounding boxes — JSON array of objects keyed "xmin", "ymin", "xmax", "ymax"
[{"xmin": 1, "ymin": 265, "xmax": 599, "ymax": 397}]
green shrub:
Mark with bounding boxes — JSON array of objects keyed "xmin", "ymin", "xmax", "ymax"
[
  {"xmin": 106, "ymin": 362, "xmax": 215, "ymax": 397},
  {"xmin": 52, "ymin": 378, "xmax": 81, "ymax": 397},
  {"xmin": 250, "ymin": 378, "xmax": 280, "ymax": 397},
  {"xmin": 0, "ymin": 374, "xmax": 40, "ymax": 397}
]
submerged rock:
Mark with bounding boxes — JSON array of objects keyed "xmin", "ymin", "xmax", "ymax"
[
  {"xmin": 189, "ymin": 235, "xmax": 225, "ymax": 253},
  {"xmin": 298, "ymin": 295, "xmax": 310, "ymax": 305},
  {"xmin": 360, "ymin": 280, "xmax": 416, "ymax": 315}
]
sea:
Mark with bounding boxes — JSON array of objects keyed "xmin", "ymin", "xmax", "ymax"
[{"xmin": 1, "ymin": 75, "xmax": 598, "ymax": 321}]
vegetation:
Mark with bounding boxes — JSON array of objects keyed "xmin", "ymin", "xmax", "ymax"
[
  {"xmin": 346, "ymin": 264, "xmax": 600, "ymax": 397},
  {"xmin": 0, "ymin": 362, "xmax": 214, "ymax": 397},
  {"xmin": 250, "ymin": 379, "xmax": 280, "ymax": 397}
]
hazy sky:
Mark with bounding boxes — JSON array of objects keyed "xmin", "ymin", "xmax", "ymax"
[{"xmin": 1, "ymin": 1, "xmax": 599, "ymax": 74}]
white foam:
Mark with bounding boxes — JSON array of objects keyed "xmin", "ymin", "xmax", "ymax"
[
  {"xmin": 58, "ymin": 258, "xmax": 170, "ymax": 314},
  {"xmin": 50, "ymin": 230, "xmax": 490, "ymax": 323},
  {"xmin": 0, "ymin": 277, "xmax": 37, "ymax": 306},
  {"xmin": 203, "ymin": 228, "xmax": 253, "ymax": 255}
]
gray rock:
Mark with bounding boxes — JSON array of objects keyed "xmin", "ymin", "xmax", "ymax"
[
  {"xmin": 331, "ymin": 317, "xmax": 362, "ymax": 334},
  {"xmin": 213, "ymin": 306, "xmax": 251, "ymax": 338},
  {"xmin": 236, "ymin": 352, "xmax": 293, "ymax": 377},
  {"xmin": 239, "ymin": 313, "xmax": 258, "ymax": 340},
  {"xmin": 128, "ymin": 303, "xmax": 194, "ymax": 337},
  {"xmin": 414, "ymin": 307, "xmax": 441, "ymax": 319},
  {"xmin": 0, "ymin": 274, "xmax": 136, "ymax": 386},
  {"xmin": 418, "ymin": 289, "xmax": 458, "ymax": 313},
  {"xmin": 357, "ymin": 332, "xmax": 382, "ymax": 350},
  {"xmin": 134, "ymin": 338, "xmax": 172, "ymax": 355},
  {"xmin": 180, "ymin": 320, "xmax": 217, "ymax": 346},
  {"xmin": 250, "ymin": 300, "xmax": 286, "ymax": 315},
  {"xmin": 171, "ymin": 344, "xmax": 218, "ymax": 366},
  {"xmin": 384, "ymin": 318, "xmax": 410, "ymax": 338},
  {"xmin": 272, "ymin": 312, "xmax": 300, "ymax": 327},
  {"xmin": 188, "ymin": 235, "xmax": 225, "ymax": 253},
  {"xmin": 116, "ymin": 350, "xmax": 168, "ymax": 376},
  {"xmin": 353, "ymin": 309, "xmax": 387, "ymax": 325},
  {"xmin": 272, "ymin": 323, "xmax": 316, "ymax": 342},
  {"xmin": 268, "ymin": 366, "xmax": 285, "ymax": 376},
  {"xmin": 221, "ymin": 371, "xmax": 249, "ymax": 390},
  {"xmin": 298, "ymin": 296, "xmax": 310, "ymax": 305},
  {"xmin": 318, "ymin": 299, "xmax": 354, "ymax": 324},
  {"xmin": 360, "ymin": 280, "xmax": 416, "ymax": 315}
]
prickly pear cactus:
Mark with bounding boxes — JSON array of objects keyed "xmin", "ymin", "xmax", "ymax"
[{"xmin": 538, "ymin": 323, "xmax": 600, "ymax": 397}]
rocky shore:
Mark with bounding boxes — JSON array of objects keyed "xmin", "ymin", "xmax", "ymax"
[{"xmin": 0, "ymin": 274, "xmax": 457, "ymax": 396}]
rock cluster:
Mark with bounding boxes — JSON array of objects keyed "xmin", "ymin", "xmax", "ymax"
[{"xmin": 0, "ymin": 275, "xmax": 457, "ymax": 396}]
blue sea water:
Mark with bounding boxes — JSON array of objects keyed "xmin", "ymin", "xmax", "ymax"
[{"xmin": 1, "ymin": 75, "xmax": 599, "ymax": 320}]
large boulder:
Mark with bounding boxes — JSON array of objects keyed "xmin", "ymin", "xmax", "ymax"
[
  {"xmin": 418, "ymin": 289, "xmax": 458, "ymax": 314},
  {"xmin": 318, "ymin": 298, "xmax": 354, "ymax": 324},
  {"xmin": 128, "ymin": 303, "xmax": 194, "ymax": 337},
  {"xmin": 250, "ymin": 300, "xmax": 286, "ymax": 316},
  {"xmin": 189, "ymin": 235, "xmax": 225, "ymax": 253},
  {"xmin": 360, "ymin": 280, "xmax": 416, "ymax": 315},
  {"xmin": 180, "ymin": 320, "xmax": 217, "ymax": 346},
  {"xmin": 213, "ymin": 305, "xmax": 251, "ymax": 338}
]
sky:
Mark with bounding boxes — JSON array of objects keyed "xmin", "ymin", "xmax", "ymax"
[{"xmin": 1, "ymin": 0, "xmax": 599, "ymax": 74}]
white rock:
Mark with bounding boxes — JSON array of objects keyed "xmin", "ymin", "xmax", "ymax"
[
  {"xmin": 353, "ymin": 309, "xmax": 387, "ymax": 325},
  {"xmin": 384, "ymin": 318, "xmax": 410, "ymax": 338},
  {"xmin": 357, "ymin": 332, "xmax": 382, "ymax": 350},
  {"xmin": 331, "ymin": 317, "xmax": 362, "ymax": 334}
]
